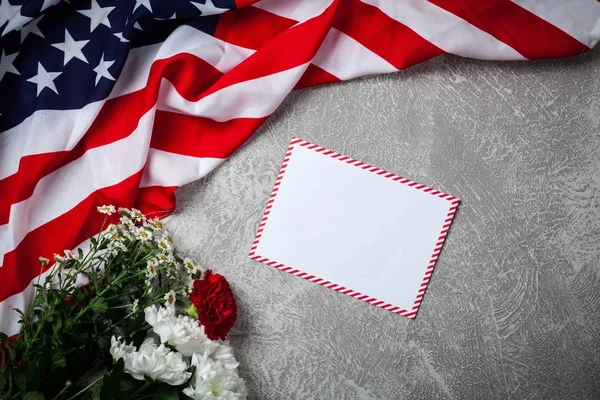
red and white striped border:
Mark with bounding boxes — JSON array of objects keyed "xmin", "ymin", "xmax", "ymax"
[{"xmin": 248, "ymin": 137, "xmax": 460, "ymax": 319}]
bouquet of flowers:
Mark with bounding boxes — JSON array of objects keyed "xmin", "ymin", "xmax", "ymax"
[{"xmin": 0, "ymin": 206, "xmax": 247, "ymax": 400}]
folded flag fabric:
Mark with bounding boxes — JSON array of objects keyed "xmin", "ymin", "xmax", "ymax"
[{"xmin": 1, "ymin": 0, "xmax": 600, "ymax": 336}]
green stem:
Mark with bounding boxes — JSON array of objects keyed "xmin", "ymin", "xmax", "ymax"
[
  {"xmin": 131, "ymin": 381, "xmax": 151, "ymax": 396},
  {"xmin": 65, "ymin": 375, "xmax": 103, "ymax": 400},
  {"xmin": 51, "ymin": 381, "xmax": 73, "ymax": 400}
]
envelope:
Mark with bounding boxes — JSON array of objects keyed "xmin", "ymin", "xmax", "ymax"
[{"xmin": 249, "ymin": 137, "xmax": 459, "ymax": 319}]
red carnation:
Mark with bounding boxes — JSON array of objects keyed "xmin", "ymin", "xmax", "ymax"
[{"xmin": 189, "ymin": 270, "xmax": 237, "ymax": 341}]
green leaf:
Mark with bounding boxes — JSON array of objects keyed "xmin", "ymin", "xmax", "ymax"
[
  {"xmin": 25, "ymin": 362, "xmax": 40, "ymax": 391},
  {"xmin": 78, "ymin": 248, "xmax": 84, "ymax": 259},
  {"xmin": 119, "ymin": 377, "xmax": 136, "ymax": 392},
  {"xmin": 100, "ymin": 359, "xmax": 124, "ymax": 400},
  {"xmin": 15, "ymin": 370, "xmax": 26, "ymax": 391},
  {"xmin": 0, "ymin": 332, "xmax": 16, "ymax": 362},
  {"xmin": 90, "ymin": 298, "xmax": 108, "ymax": 314},
  {"xmin": 52, "ymin": 350, "xmax": 66, "ymax": 368},
  {"xmin": 99, "ymin": 374, "xmax": 113, "ymax": 400},
  {"xmin": 23, "ymin": 391, "xmax": 45, "ymax": 400},
  {"xmin": 153, "ymin": 385, "xmax": 179, "ymax": 400}
]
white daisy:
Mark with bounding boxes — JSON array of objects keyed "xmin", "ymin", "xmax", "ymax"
[
  {"xmin": 166, "ymin": 267, "xmax": 178, "ymax": 281},
  {"xmin": 164, "ymin": 290, "xmax": 177, "ymax": 308},
  {"xmin": 97, "ymin": 205, "xmax": 116, "ymax": 215},
  {"xmin": 149, "ymin": 217, "xmax": 163, "ymax": 229},
  {"xmin": 131, "ymin": 298, "xmax": 139, "ymax": 313},
  {"xmin": 158, "ymin": 238, "xmax": 172, "ymax": 252},
  {"xmin": 158, "ymin": 252, "xmax": 175, "ymax": 264},
  {"xmin": 136, "ymin": 227, "xmax": 153, "ymax": 242},
  {"xmin": 39, "ymin": 256, "xmax": 50, "ymax": 266},
  {"xmin": 130, "ymin": 208, "xmax": 146, "ymax": 223},
  {"xmin": 146, "ymin": 260, "xmax": 158, "ymax": 279},
  {"xmin": 183, "ymin": 258, "xmax": 198, "ymax": 274}
]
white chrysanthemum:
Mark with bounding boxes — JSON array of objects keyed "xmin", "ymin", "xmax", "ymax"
[
  {"xmin": 164, "ymin": 290, "xmax": 177, "ymax": 308},
  {"xmin": 183, "ymin": 352, "xmax": 247, "ymax": 400},
  {"xmin": 110, "ymin": 336, "xmax": 136, "ymax": 361},
  {"xmin": 146, "ymin": 260, "xmax": 158, "ymax": 279},
  {"xmin": 144, "ymin": 305, "xmax": 218, "ymax": 357},
  {"xmin": 123, "ymin": 338, "xmax": 191, "ymax": 386},
  {"xmin": 97, "ymin": 205, "xmax": 116, "ymax": 215}
]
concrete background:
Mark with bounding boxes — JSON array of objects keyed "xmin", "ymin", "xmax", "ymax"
[{"xmin": 165, "ymin": 48, "xmax": 600, "ymax": 399}]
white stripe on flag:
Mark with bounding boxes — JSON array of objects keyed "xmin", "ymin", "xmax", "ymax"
[
  {"xmin": 313, "ymin": 28, "xmax": 397, "ymax": 80},
  {"xmin": 0, "ymin": 109, "xmax": 154, "ymax": 264},
  {"xmin": 110, "ymin": 26, "xmax": 255, "ymax": 99},
  {"xmin": 512, "ymin": 0, "xmax": 600, "ymax": 48},
  {"xmin": 362, "ymin": 0, "xmax": 525, "ymax": 60},
  {"xmin": 140, "ymin": 149, "xmax": 224, "ymax": 188},
  {"xmin": 156, "ymin": 63, "xmax": 310, "ymax": 121},
  {"xmin": 253, "ymin": 0, "xmax": 334, "ymax": 23}
]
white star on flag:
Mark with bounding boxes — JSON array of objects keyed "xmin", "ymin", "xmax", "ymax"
[
  {"xmin": 78, "ymin": 0, "xmax": 115, "ymax": 32},
  {"xmin": 0, "ymin": 48, "xmax": 20, "ymax": 82},
  {"xmin": 51, "ymin": 29, "xmax": 89, "ymax": 65},
  {"xmin": 20, "ymin": 15, "xmax": 44, "ymax": 42},
  {"xmin": 1, "ymin": 4, "xmax": 33, "ymax": 37},
  {"xmin": 133, "ymin": 0, "xmax": 152, "ymax": 13},
  {"xmin": 93, "ymin": 53, "xmax": 115, "ymax": 85},
  {"xmin": 0, "ymin": 0, "xmax": 20, "ymax": 29},
  {"xmin": 133, "ymin": 21, "xmax": 143, "ymax": 30},
  {"xmin": 113, "ymin": 32, "xmax": 129, "ymax": 43},
  {"xmin": 191, "ymin": 0, "xmax": 228, "ymax": 16},
  {"xmin": 26, "ymin": 62, "xmax": 61, "ymax": 96},
  {"xmin": 40, "ymin": 0, "xmax": 60, "ymax": 12}
]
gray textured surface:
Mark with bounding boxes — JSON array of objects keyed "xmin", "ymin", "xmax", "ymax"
[{"xmin": 165, "ymin": 49, "xmax": 600, "ymax": 399}]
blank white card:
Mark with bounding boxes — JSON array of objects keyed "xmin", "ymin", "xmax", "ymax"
[{"xmin": 249, "ymin": 137, "xmax": 459, "ymax": 318}]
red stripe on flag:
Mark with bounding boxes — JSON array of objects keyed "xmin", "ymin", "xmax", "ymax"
[
  {"xmin": 152, "ymin": 111, "xmax": 267, "ymax": 158},
  {"xmin": 214, "ymin": 5, "xmax": 296, "ymax": 50},
  {"xmin": 0, "ymin": 172, "xmax": 145, "ymax": 302},
  {"xmin": 294, "ymin": 64, "xmax": 341, "ymax": 89},
  {"xmin": 134, "ymin": 185, "xmax": 178, "ymax": 219},
  {"xmin": 201, "ymin": 2, "xmax": 341, "ymax": 101},
  {"xmin": 333, "ymin": 0, "xmax": 445, "ymax": 70},
  {"xmin": 429, "ymin": 0, "xmax": 588, "ymax": 59},
  {"xmin": 0, "ymin": 54, "xmax": 225, "ymax": 226}
]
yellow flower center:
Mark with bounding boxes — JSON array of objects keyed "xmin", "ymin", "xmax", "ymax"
[{"xmin": 168, "ymin": 294, "xmax": 174, "ymax": 304}]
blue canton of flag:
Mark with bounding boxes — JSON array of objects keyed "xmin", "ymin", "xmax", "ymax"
[{"xmin": 0, "ymin": 0, "xmax": 234, "ymax": 131}]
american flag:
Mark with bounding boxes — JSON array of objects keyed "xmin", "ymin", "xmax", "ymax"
[{"xmin": 1, "ymin": 0, "xmax": 599, "ymax": 337}]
